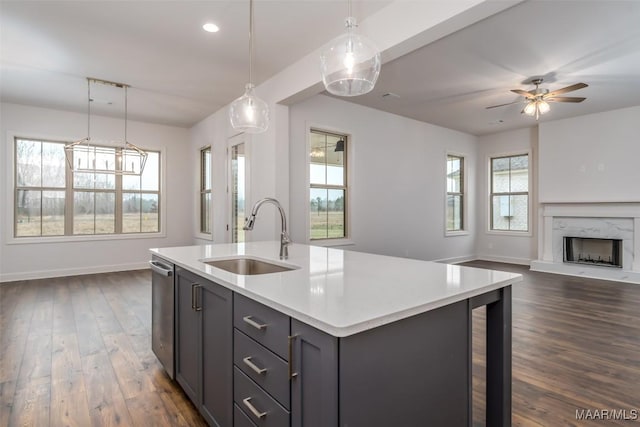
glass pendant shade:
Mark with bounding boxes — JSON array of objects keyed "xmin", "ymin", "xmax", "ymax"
[
  {"xmin": 320, "ymin": 17, "xmax": 381, "ymax": 97},
  {"xmin": 229, "ymin": 83, "xmax": 269, "ymax": 134},
  {"xmin": 523, "ymin": 101, "xmax": 537, "ymax": 116},
  {"xmin": 523, "ymin": 99, "xmax": 551, "ymax": 119},
  {"xmin": 537, "ymin": 100, "xmax": 550, "ymax": 114}
]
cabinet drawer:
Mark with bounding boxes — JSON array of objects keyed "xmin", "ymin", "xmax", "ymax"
[
  {"xmin": 234, "ymin": 403, "xmax": 257, "ymax": 427},
  {"xmin": 234, "ymin": 329, "xmax": 290, "ymax": 409},
  {"xmin": 234, "ymin": 367, "xmax": 290, "ymax": 427},
  {"xmin": 234, "ymin": 294, "xmax": 289, "ymax": 359}
]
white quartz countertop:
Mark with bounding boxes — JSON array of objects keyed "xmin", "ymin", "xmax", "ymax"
[{"xmin": 150, "ymin": 241, "xmax": 522, "ymax": 337}]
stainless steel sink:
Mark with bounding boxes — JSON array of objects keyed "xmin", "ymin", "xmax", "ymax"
[{"xmin": 202, "ymin": 257, "xmax": 297, "ymax": 275}]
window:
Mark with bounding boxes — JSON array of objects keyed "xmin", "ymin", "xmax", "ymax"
[
  {"xmin": 490, "ymin": 153, "xmax": 529, "ymax": 232},
  {"xmin": 446, "ymin": 154, "xmax": 464, "ymax": 232},
  {"xmin": 309, "ymin": 129, "xmax": 347, "ymax": 240},
  {"xmin": 200, "ymin": 147, "xmax": 212, "ymax": 234},
  {"xmin": 14, "ymin": 137, "xmax": 160, "ymax": 238}
]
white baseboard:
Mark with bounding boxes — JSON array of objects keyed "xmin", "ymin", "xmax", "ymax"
[
  {"xmin": 0, "ymin": 262, "xmax": 150, "ymax": 283},
  {"xmin": 431, "ymin": 254, "xmax": 532, "ymax": 266},
  {"xmin": 474, "ymin": 254, "xmax": 532, "ymax": 266},
  {"xmin": 432, "ymin": 254, "xmax": 477, "ymax": 264}
]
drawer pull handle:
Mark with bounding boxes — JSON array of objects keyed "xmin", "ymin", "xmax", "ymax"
[
  {"xmin": 242, "ymin": 397, "xmax": 267, "ymax": 419},
  {"xmin": 243, "ymin": 315, "xmax": 267, "ymax": 330},
  {"xmin": 243, "ymin": 356, "xmax": 267, "ymax": 375},
  {"xmin": 288, "ymin": 335, "xmax": 298, "ymax": 380}
]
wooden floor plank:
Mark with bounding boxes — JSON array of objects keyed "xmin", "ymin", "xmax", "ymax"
[
  {"xmin": 102, "ymin": 332, "xmax": 156, "ymax": 400},
  {"xmin": 50, "ymin": 333, "xmax": 91, "ymax": 427},
  {"xmin": 69, "ymin": 280, "xmax": 104, "ymax": 358},
  {"xmin": 9, "ymin": 375, "xmax": 50, "ymax": 427},
  {"xmin": 81, "ymin": 350, "xmax": 134, "ymax": 427},
  {"xmin": 0, "ymin": 380, "xmax": 17, "ymax": 427}
]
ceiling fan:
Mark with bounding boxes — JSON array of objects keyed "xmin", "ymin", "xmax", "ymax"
[{"xmin": 487, "ymin": 78, "xmax": 588, "ymax": 120}]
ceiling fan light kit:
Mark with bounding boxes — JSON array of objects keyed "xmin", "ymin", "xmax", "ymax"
[
  {"xmin": 487, "ymin": 78, "xmax": 588, "ymax": 120},
  {"xmin": 229, "ymin": 0, "xmax": 269, "ymax": 134},
  {"xmin": 319, "ymin": 0, "xmax": 381, "ymax": 97}
]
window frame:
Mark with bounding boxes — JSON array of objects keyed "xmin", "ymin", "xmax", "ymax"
[
  {"xmin": 488, "ymin": 151, "xmax": 531, "ymax": 235},
  {"xmin": 199, "ymin": 146, "xmax": 212, "ymax": 236},
  {"xmin": 306, "ymin": 126, "xmax": 352, "ymax": 246},
  {"xmin": 9, "ymin": 134, "xmax": 165, "ymax": 244},
  {"xmin": 445, "ymin": 152, "xmax": 468, "ymax": 236}
]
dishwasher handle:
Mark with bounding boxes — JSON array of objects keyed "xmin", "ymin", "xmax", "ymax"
[{"xmin": 149, "ymin": 260, "xmax": 173, "ymax": 277}]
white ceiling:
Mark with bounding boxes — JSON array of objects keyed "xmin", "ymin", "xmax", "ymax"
[
  {"xmin": 346, "ymin": 0, "xmax": 640, "ymax": 135},
  {"xmin": 0, "ymin": 0, "xmax": 391, "ymax": 127},
  {"xmin": 1, "ymin": 0, "xmax": 639, "ymax": 135}
]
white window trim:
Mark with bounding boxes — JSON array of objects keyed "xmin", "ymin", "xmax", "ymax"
[
  {"xmin": 195, "ymin": 145, "xmax": 213, "ymax": 240},
  {"xmin": 227, "ymin": 133, "xmax": 250, "ymax": 243},
  {"xmin": 305, "ymin": 122, "xmax": 352, "ymax": 247},
  {"xmin": 5, "ymin": 131, "xmax": 167, "ymax": 245},
  {"xmin": 486, "ymin": 149, "xmax": 532, "ymax": 237},
  {"xmin": 444, "ymin": 151, "xmax": 469, "ymax": 237}
]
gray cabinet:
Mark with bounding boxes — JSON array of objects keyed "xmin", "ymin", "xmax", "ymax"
[
  {"xmin": 232, "ymin": 294, "xmax": 291, "ymax": 426},
  {"xmin": 290, "ymin": 320, "xmax": 338, "ymax": 427},
  {"xmin": 172, "ymin": 267, "xmax": 479, "ymax": 427},
  {"xmin": 175, "ymin": 267, "xmax": 233, "ymax": 427},
  {"xmin": 175, "ymin": 268, "xmax": 199, "ymax": 402}
]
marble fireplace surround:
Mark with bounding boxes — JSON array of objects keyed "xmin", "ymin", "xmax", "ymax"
[{"xmin": 530, "ymin": 203, "xmax": 640, "ymax": 284}]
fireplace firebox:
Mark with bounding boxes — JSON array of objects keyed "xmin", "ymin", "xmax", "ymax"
[{"xmin": 563, "ymin": 237, "xmax": 622, "ymax": 268}]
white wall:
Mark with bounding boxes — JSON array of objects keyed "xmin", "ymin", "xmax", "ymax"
[
  {"xmin": 0, "ymin": 103, "xmax": 192, "ymax": 282},
  {"xmin": 538, "ymin": 106, "xmax": 640, "ymax": 203},
  {"xmin": 190, "ymin": 108, "xmax": 227, "ymax": 244},
  {"xmin": 289, "ymin": 95, "xmax": 477, "ymax": 262},
  {"xmin": 476, "ymin": 126, "xmax": 538, "ymax": 264},
  {"xmin": 184, "ymin": 1, "xmax": 515, "ymax": 251}
]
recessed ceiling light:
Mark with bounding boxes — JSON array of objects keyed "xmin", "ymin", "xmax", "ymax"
[{"xmin": 203, "ymin": 23, "xmax": 220, "ymax": 33}]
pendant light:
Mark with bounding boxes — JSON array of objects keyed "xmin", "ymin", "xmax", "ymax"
[
  {"xmin": 319, "ymin": 0, "xmax": 381, "ymax": 97},
  {"xmin": 229, "ymin": 0, "xmax": 269, "ymax": 133},
  {"xmin": 64, "ymin": 78, "xmax": 148, "ymax": 175}
]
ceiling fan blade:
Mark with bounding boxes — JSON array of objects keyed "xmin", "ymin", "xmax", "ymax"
[
  {"xmin": 546, "ymin": 96, "xmax": 586, "ymax": 103},
  {"xmin": 511, "ymin": 89, "xmax": 534, "ymax": 98},
  {"xmin": 486, "ymin": 100, "xmax": 521, "ymax": 109},
  {"xmin": 546, "ymin": 83, "xmax": 588, "ymax": 97}
]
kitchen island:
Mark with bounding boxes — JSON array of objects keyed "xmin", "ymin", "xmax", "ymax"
[{"xmin": 150, "ymin": 241, "xmax": 522, "ymax": 427}]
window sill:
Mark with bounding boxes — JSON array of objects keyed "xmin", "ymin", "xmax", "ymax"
[
  {"xmin": 6, "ymin": 231, "xmax": 167, "ymax": 245},
  {"xmin": 194, "ymin": 232, "xmax": 213, "ymax": 242},
  {"xmin": 445, "ymin": 230, "xmax": 470, "ymax": 237},
  {"xmin": 486, "ymin": 229, "xmax": 532, "ymax": 237},
  {"xmin": 309, "ymin": 238, "xmax": 355, "ymax": 248}
]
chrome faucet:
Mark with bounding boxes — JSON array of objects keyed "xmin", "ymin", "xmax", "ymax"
[{"xmin": 243, "ymin": 198, "xmax": 291, "ymax": 260}]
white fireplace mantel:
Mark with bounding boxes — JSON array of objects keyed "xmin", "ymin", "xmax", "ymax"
[{"xmin": 531, "ymin": 202, "xmax": 640, "ymax": 284}]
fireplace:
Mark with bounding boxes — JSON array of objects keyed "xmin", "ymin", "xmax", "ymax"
[
  {"xmin": 531, "ymin": 203, "xmax": 640, "ymax": 283},
  {"xmin": 564, "ymin": 237, "xmax": 623, "ymax": 268}
]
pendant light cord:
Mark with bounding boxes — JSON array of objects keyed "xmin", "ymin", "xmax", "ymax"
[
  {"xmin": 249, "ymin": 0, "xmax": 254, "ymax": 85},
  {"xmin": 87, "ymin": 78, "xmax": 91, "ymax": 141},
  {"xmin": 124, "ymin": 85, "xmax": 128, "ymax": 143},
  {"xmin": 348, "ymin": 0, "xmax": 352, "ymax": 17}
]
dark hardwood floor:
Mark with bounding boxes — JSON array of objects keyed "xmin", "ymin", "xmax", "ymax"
[
  {"xmin": 0, "ymin": 270, "xmax": 207, "ymax": 427},
  {"xmin": 465, "ymin": 261, "xmax": 640, "ymax": 427},
  {"xmin": 1, "ymin": 263, "xmax": 639, "ymax": 426}
]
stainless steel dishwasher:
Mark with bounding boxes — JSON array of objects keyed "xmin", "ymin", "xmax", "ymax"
[{"xmin": 150, "ymin": 256, "xmax": 175, "ymax": 379}]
